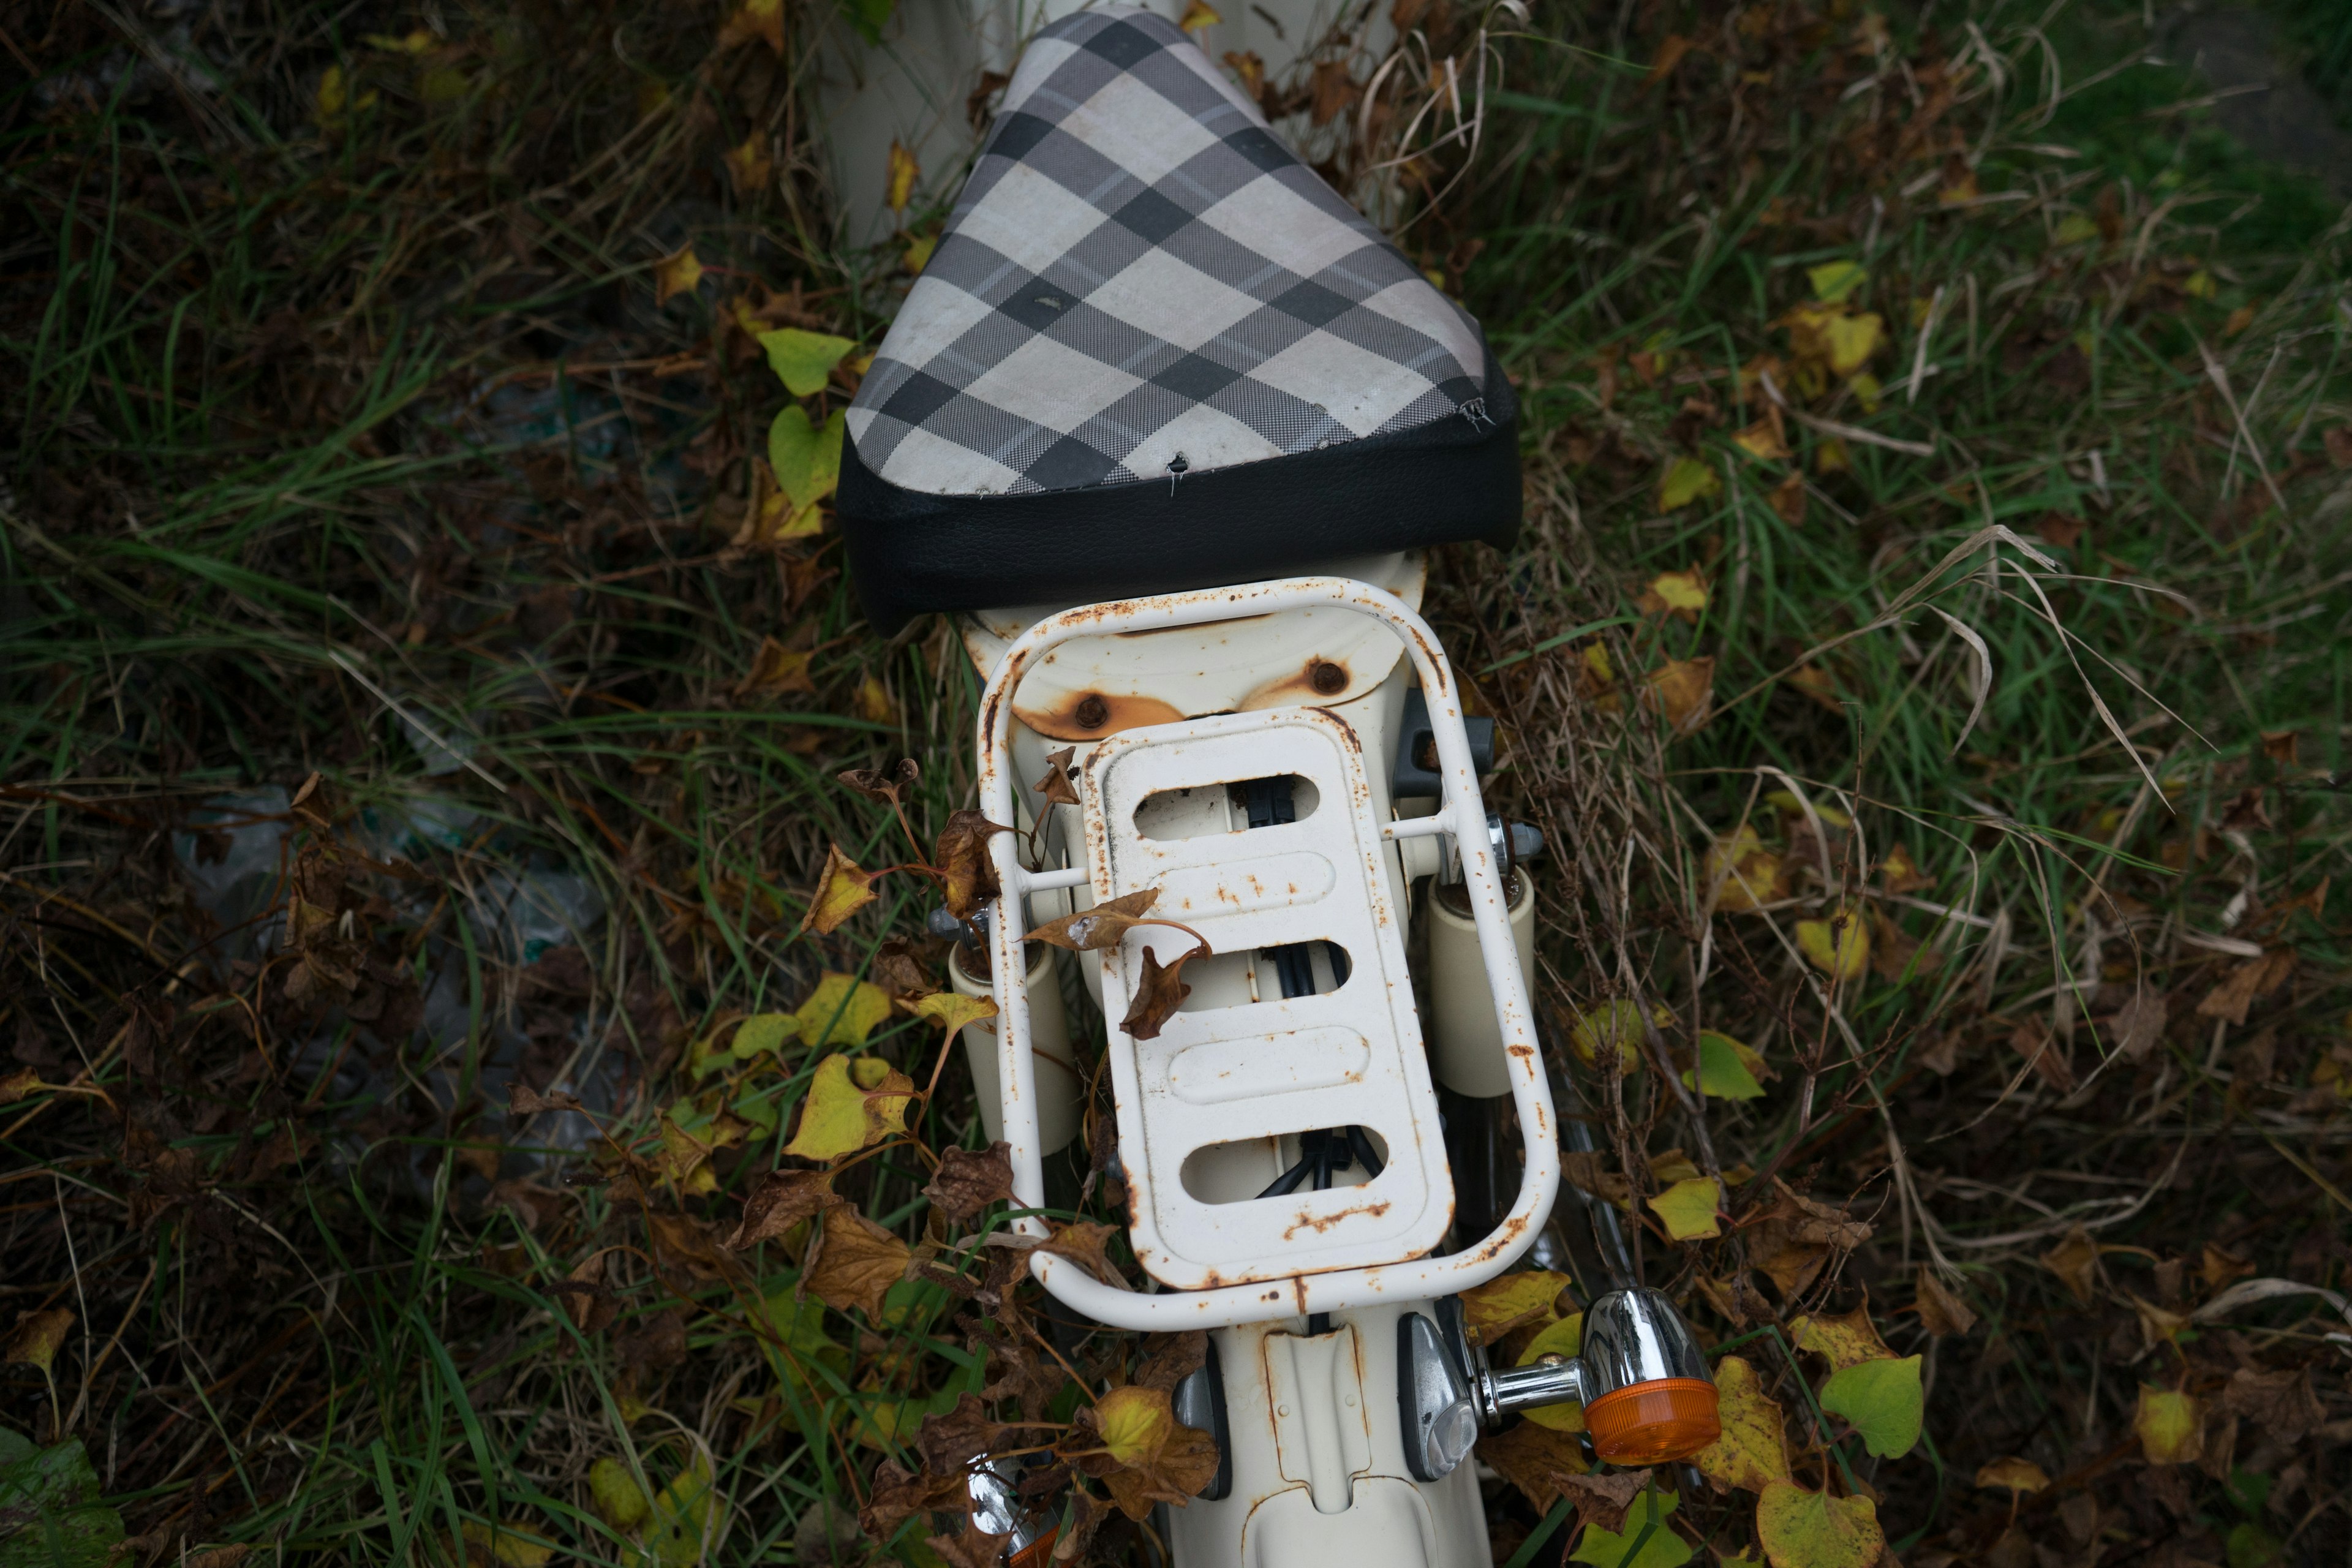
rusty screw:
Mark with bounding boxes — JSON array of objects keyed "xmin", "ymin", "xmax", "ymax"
[
  {"xmin": 1073, "ymin": 694, "xmax": 1110, "ymax": 729},
  {"xmin": 1310, "ymin": 660, "xmax": 1348, "ymax": 696}
]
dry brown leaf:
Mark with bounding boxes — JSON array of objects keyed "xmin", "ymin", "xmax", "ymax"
[
  {"xmin": 838, "ymin": 757, "xmax": 919, "ymax": 806},
  {"xmin": 1645, "ymin": 655, "xmax": 1714, "ymax": 734},
  {"xmin": 729, "ymin": 1168, "xmax": 843, "ymax": 1249},
  {"xmin": 2196, "ymin": 949, "xmax": 2294, "ymax": 1025},
  {"xmin": 3, "ymin": 1307, "xmax": 73, "ymax": 1372},
  {"xmin": 2218, "ymin": 1366, "xmax": 2326, "ymax": 1442},
  {"xmin": 1120, "ymin": 941, "xmax": 1205, "ymax": 1041},
  {"xmin": 860, "ymin": 1460, "xmax": 971, "ymax": 1541},
  {"xmin": 1038, "ymin": 1219, "xmax": 1127, "ymax": 1286},
  {"xmin": 1049, "ymin": 1487, "xmax": 1111, "ymax": 1564},
  {"xmin": 1646, "ymin": 32, "xmax": 1694, "ymax": 85},
  {"xmin": 1033, "ymin": 746, "xmax": 1081, "ymax": 809},
  {"xmin": 1080, "ymin": 1384, "xmax": 1221, "ymax": 1518},
  {"xmin": 739, "ymin": 635, "xmax": 816, "ymax": 696},
  {"xmin": 1029, "ymin": 889, "xmax": 1163, "ymax": 952},
  {"xmin": 1555, "ymin": 1468, "xmax": 1653, "ymax": 1533},
  {"xmin": 2324, "ymin": 424, "xmax": 2352, "ymax": 469},
  {"xmin": 1133, "ymin": 1330, "xmax": 1208, "ymax": 1394},
  {"xmin": 935, "ymin": 810, "xmax": 1011, "ymax": 921},
  {"xmin": 2010, "ymin": 1017, "xmax": 2076, "ymax": 1094},
  {"xmin": 918, "ymin": 1392, "xmax": 1003, "ymax": 1474},
  {"xmin": 870, "ymin": 936, "xmax": 934, "ymax": 1001},
  {"xmin": 1477, "ymin": 1419, "xmax": 1589, "ymax": 1509},
  {"xmin": 927, "ymin": 1522, "xmax": 1013, "ymax": 1568},
  {"xmin": 1768, "ymin": 472, "xmax": 1806, "ymax": 526},
  {"xmin": 508, "ymin": 1082, "xmax": 585, "ymax": 1115},
  {"xmin": 2111, "ymin": 988, "xmax": 2166, "ymax": 1061},
  {"xmin": 2040, "ymin": 1225, "xmax": 2101, "ymax": 1306},
  {"xmin": 654, "ymin": 244, "xmax": 703, "ymax": 306},
  {"xmin": 1974, "ymin": 1456, "xmax": 2049, "ymax": 1494},
  {"xmin": 1913, "ymin": 1267, "xmax": 1978, "ymax": 1337},
  {"xmin": 807, "ymin": 1209, "xmax": 913, "ymax": 1318},
  {"xmin": 2198, "ymin": 1242, "xmax": 2255, "ymax": 1290},
  {"xmin": 924, "ymin": 1142, "xmax": 1015, "ymax": 1226}
]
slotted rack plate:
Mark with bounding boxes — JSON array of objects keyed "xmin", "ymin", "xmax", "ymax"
[{"xmin": 1081, "ymin": 706, "xmax": 1452, "ymax": 1291}]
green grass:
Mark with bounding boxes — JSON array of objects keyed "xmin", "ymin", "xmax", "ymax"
[{"xmin": 6, "ymin": 0, "xmax": 2352, "ymax": 1564}]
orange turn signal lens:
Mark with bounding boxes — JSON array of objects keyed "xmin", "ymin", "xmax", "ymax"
[
  {"xmin": 1008, "ymin": 1528, "xmax": 1060, "ymax": 1568},
  {"xmin": 1585, "ymin": 1378, "xmax": 1722, "ymax": 1464}
]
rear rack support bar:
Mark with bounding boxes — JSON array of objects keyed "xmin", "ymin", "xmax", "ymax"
[{"xmin": 976, "ymin": 576, "xmax": 1557, "ymax": 1330}]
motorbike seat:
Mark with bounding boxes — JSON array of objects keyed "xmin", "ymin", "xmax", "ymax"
[{"xmin": 839, "ymin": 6, "xmax": 1518, "ymax": 633}]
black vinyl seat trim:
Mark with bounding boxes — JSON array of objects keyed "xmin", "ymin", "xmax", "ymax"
[{"xmin": 839, "ymin": 342, "xmax": 1520, "ymax": 633}]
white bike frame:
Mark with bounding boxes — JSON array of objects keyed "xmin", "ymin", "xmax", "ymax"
[{"xmin": 974, "ymin": 575, "xmax": 1558, "ymax": 1330}]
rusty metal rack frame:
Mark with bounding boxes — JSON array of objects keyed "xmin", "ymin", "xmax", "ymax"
[{"xmin": 977, "ymin": 576, "xmax": 1559, "ymax": 1332}]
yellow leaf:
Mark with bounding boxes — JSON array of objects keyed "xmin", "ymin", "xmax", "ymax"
[
  {"xmin": 1756, "ymin": 1480, "xmax": 1882, "ymax": 1568},
  {"xmin": 364, "ymin": 28, "xmax": 437, "ymax": 51},
  {"xmin": 769, "ymin": 404, "xmax": 846, "ymax": 510},
  {"xmin": 1645, "ymin": 656, "xmax": 1713, "ymax": 734},
  {"xmin": 1637, "ymin": 567, "xmax": 1709, "ymax": 620},
  {"xmin": 2054, "ymin": 213, "xmax": 2101, "ymax": 246},
  {"xmin": 643, "ymin": 1452, "xmax": 722, "ymax": 1565},
  {"xmin": 1569, "ymin": 999, "xmax": 1657, "ymax": 1075},
  {"xmin": 1459, "ymin": 1270, "xmax": 1574, "ymax": 1340},
  {"xmin": 1694, "ymin": 1356, "xmax": 1789, "ymax": 1493},
  {"xmin": 800, "ymin": 843, "xmax": 880, "ymax": 935},
  {"xmin": 1796, "ymin": 906, "xmax": 1868, "ymax": 981},
  {"xmin": 420, "ymin": 63, "xmax": 470, "ymax": 104},
  {"xmin": 885, "ymin": 140, "xmax": 919, "ymax": 213},
  {"xmin": 1938, "ymin": 170, "xmax": 1980, "ymax": 205},
  {"xmin": 1763, "ymin": 789, "xmax": 1850, "ymax": 828},
  {"xmin": 313, "ymin": 64, "xmax": 378, "ymax": 130},
  {"xmin": 589, "ymin": 1457, "xmax": 652, "ymax": 1529},
  {"xmin": 1682, "ymin": 1030, "xmax": 1768, "ymax": 1100},
  {"xmin": 1789, "ymin": 1302, "xmax": 1893, "ymax": 1370},
  {"xmin": 2182, "ymin": 269, "xmax": 2218, "ymax": 300},
  {"xmin": 1814, "ymin": 435, "xmax": 1850, "ymax": 473},
  {"xmin": 1823, "ymin": 312, "xmax": 1883, "ymax": 375},
  {"xmin": 1514, "ymin": 1314, "xmax": 1588, "ymax": 1431},
  {"xmin": 1732, "ymin": 418, "xmax": 1790, "ymax": 461},
  {"xmin": 1973, "ymin": 1456, "xmax": 2050, "ymax": 1494},
  {"xmin": 725, "ymin": 135, "xmax": 774, "ymax": 195},
  {"xmin": 759, "ymin": 328, "xmax": 857, "ymax": 398},
  {"xmin": 2135, "ymin": 1385, "xmax": 2203, "ymax": 1464},
  {"xmin": 1847, "ymin": 372, "xmax": 1881, "ymax": 413},
  {"xmin": 1178, "ymin": 0, "xmax": 1221, "ymax": 32},
  {"xmin": 905, "ymin": 992, "xmax": 997, "ymax": 1036},
  {"xmin": 460, "ymin": 1520, "xmax": 557, "ymax": 1567},
  {"xmin": 731, "ymin": 1012, "xmax": 802, "ymax": 1060},
  {"xmin": 654, "ymin": 244, "xmax": 704, "ymax": 306},
  {"xmin": 1706, "ymin": 826, "xmax": 1783, "ymax": 914},
  {"xmin": 783, "ymin": 1053, "xmax": 916, "ymax": 1161},
  {"xmin": 1650, "ymin": 1177, "xmax": 1722, "ymax": 1240},
  {"xmin": 903, "ymin": 232, "xmax": 939, "ymax": 274},
  {"xmin": 717, "ymin": 0, "xmax": 784, "ymax": 54},
  {"xmin": 1096, "ymin": 1384, "xmax": 1178, "ymax": 1466},
  {"xmin": 794, "ymin": 973, "xmax": 895, "ymax": 1047},
  {"xmin": 1807, "ymin": 261, "xmax": 1868, "ymax": 303},
  {"xmin": 1657, "ymin": 455, "xmax": 1722, "ymax": 511},
  {"xmin": 3, "ymin": 1308, "xmax": 74, "ymax": 1373},
  {"xmin": 855, "ymin": 676, "xmax": 896, "ymax": 725}
]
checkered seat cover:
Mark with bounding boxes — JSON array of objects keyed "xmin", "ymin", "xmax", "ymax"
[{"xmin": 838, "ymin": 6, "xmax": 1518, "ymax": 632}]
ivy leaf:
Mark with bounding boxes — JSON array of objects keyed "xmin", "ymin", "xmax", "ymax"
[
  {"xmin": 728, "ymin": 1169, "xmax": 843, "ymax": 1249},
  {"xmin": 793, "ymin": 974, "xmax": 894, "ymax": 1047},
  {"xmin": 2136, "ymin": 1385, "xmax": 2204, "ymax": 1464},
  {"xmin": 1637, "ymin": 567, "xmax": 1709, "ymax": 621},
  {"xmin": 1683, "ymin": 1030, "xmax": 1768, "ymax": 1099},
  {"xmin": 1705, "ymin": 825, "xmax": 1784, "ymax": 914},
  {"xmin": 1819, "ymin": 1354, "xmax": 1922, "ymax": 1458},
  {"xmin": 922, "ymin": 1141, "xmax": 1015, "ymax": 1225},
  {"xmin": 0, "ymin": 1427, "xmax": 125, "ymax": 1568},
  {"xmin": 769, "ymin": 404, "xmax": 846, "ymax": 510},
  {"xmin": 1692, "ymin": 1356, "xmax": 1789, "ymax": 1493},
  {"xmin": 1085, "ymin": 1386, "xmax": 1220, "ymax": 1520},
  {"xmin": 1755, "ymin": 1480, "xmax": 1882, "ymax": 1568},
  {"xmin": 759, "ymin": 327, "xmax": 856, "ymax": 397},
  {"xmin": 1568, "ymin": 1487, "xmax": 1691, "ymax": 1568},
  {"xmin": 1648, "ymin": 1177, "xmax": 1723, "ymax": 1241},
  {"xmin": 3, "ymin": 1310, "xmax": 74, "ymax": 1373},
  {"xmin": 801, "ymin": 844, "xmax": 880, "ymax": 935},
  {"xmin": 1657, "ymin": 456, "xmax": 1721, "ymax": 512},
  {"xmin": 783, "ymin": 1054, "xmax": 916, "ymax": 1162}
]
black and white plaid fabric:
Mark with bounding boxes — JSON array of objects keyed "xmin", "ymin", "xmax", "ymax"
[{"xmin": 846, "ymin": 7, "xmax": 1490, "ymax": 498}]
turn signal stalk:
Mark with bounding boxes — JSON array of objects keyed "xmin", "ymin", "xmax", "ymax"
[{"xmin": 1469, "ymin": 1287, "xmax": 1721, "ymax": 1464}]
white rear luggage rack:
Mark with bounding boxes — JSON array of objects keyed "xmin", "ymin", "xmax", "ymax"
[{"xmin": 978, "ymin": 576, "xmax": 1556, "ymax": 1330}]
